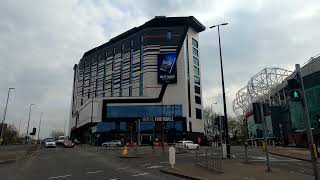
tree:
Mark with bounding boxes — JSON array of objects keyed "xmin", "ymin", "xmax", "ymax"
[
  {"xmin": 50, "ymin": 130, "xmax": 64, "ymax": 139},
  {"xmin": 203, "ymin": 107, "xmax": 220, "ymax": 141},
  {"xmin": 228, "ymin": 116, "xmax": 244, "ymax": 141},
  {"xmin": 2, "ymin": 124, "xmax": 19, "ymax": 145}
]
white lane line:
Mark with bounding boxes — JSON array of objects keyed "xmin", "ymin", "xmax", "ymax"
[
  {"xmin": 116, "ymin": 167, "xmax": 129, "ymax": 170},
  {"xmin": 147, "ymin": 165, "xmax": 164, "ymax": 169},
  {"xmin": 48, "ymin": 175, "xmax": 71, "ymax": 179},
  {"xmin": 109, "ymin": 178, "xmax": 118, "ymax": 180},
  {"xmin": 39, "ymin": 157, "xmax": 50, "ymax": 160},
  {"xmin": 86, "ymin": 170, "xmax": 103, "ymax": 174},
  {"xmin": 159, "ymin": 161, "xmax": 168, "ymax": 164},
  {"xmin": 132, "ymin": 172, "xmax": 149, "ymax": 177},
  {"xmin": 251, "ymin": 159, "xmax": 301, "ymax": 162},
  {"xmin": 139, "ymin": 163, "xmax": 151, "ymax": 167}
]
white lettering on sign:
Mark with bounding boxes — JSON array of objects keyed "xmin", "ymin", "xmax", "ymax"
[{"xmin": 142, "ymin": 117, "xmax": 174, "ymax": 122}]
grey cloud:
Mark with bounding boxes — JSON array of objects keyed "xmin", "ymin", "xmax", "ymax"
[{"xmin": 1, "ymin": 0, "xmax": 320, "ymax": 138}]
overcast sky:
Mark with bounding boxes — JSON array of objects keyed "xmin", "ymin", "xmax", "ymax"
[{"xmin": 0, "ymin": 0, "xmax": 319, "ymax": 138}]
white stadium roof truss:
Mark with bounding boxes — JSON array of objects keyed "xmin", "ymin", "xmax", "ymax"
[{"xmin": 232, "ymin": 68, "xmax": 293, "ymax": 117}]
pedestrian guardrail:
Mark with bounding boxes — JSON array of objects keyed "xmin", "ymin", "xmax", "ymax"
[{"xmin": 194, "ymin": 146, "xmax": 223, "ymax": 173}]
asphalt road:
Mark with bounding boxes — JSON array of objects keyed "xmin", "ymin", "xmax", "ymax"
[
  {"xmin": 0, "ymin": 145, "xmax": 317, "ymax": 179},
  {"xmin": 0, "ymin": 146, "xmax": 184, "ymax": 180}
]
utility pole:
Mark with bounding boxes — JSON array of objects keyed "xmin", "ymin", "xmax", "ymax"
[
  {"xmin": 0, "ymin": 87, "xmax": 15, "ymax": 146},
  {"xmin": 18, "ymin": 119, "xmax": 22, "ymax": 137},
  {"xmin": 26, "ymin": 104, "xmax": 35, "ymax": 144},
  {"xmin": 296, "ymin": 64, "xmax": 320, "ymax": 180},
  {"xmin": 259, "ymin": 102, "xmax": 271, "ymax": 171},
  {"xmin": 64, "ymin": 111, "xmax": 67, "ymax": 136},
  {"xmin": 210, "ymin": 23, "xmax": 230, "ymax": 158},
  {"xmin": 37, "ymin": 112, "xmax": 43, "ymax": 143}
]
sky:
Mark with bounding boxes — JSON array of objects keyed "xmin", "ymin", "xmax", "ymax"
[{"xmin": 0, "ymin": 0, "xmax": 319, "ymax": 138}]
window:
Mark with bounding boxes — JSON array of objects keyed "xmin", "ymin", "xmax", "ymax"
[
  {"xmin": 194, "ymin": 76, "xmax": 200, "ymax": 85},
  {"xmin": 140, "ymin": 122, "xmax": 154, "ymax": 132},
  {"xmin": 189, "ymin": 122, "xmax": 192, "ymax": 132},
  {"xmin": 192, "ymin": 47, "xmax": 198, "ymax": 56},
  {"xmin": 131, "ymin": 40, "xmax": 134, "ymax": 46},
  {"xmin": 129, "ymin": 86, "xmax": 132, "ymax": 96},
  {"xmin": 175, "ymin": 121, "xmax": 183, "ymax": 132},
  {"xmin": 193, "ymin": 56, "xmax": 199, "ymax": 66},
  {"xmin": 195, "ymin": 86, "xmax": 200, "ymax": 94},
  {"xmin": 194, "ymin": 66, "xmax": 199, "ymax": 76},
  {"xmin": 166, "ymin": 31, "xmax": 172, "ymax": 40},
  {"xmin": 192, "ymin": 38, "xmax": 198, "ymax": 48},
  {"xmin": 81, "ymin": 99, "xmax": 83, "ymax": 105},
  {"xmin": 195, "ymin": 96, "xmax": 201, "ymax": 104},
  {"xmin": 196, "ymin": 108, "xmax": 202, "ymax": 119},
  {"xmin": 119, "ymin": 122, "xmax": 126, "ymax": 131}
]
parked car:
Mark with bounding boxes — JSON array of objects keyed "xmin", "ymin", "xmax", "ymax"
[
  {"xmin": 63, "ymin": 140, "xmax": 74, "ymax": 148},
  {"xmin": 45, "ymin": 138, "xmax": 56, "ymax": 148},
  {"xmin": 102, "ymin": 140, "xmax": 122, "ymax": 148},
  {"xmin": 176, "ymin": 140, "xmax": 200, "ymax": 150},
  {"xmin": 73, "ymin": 139, "xmax": 80, "ymax": 144},
  {"xmin": 56, "ymin": 136, "xmax": 68, "ymax": 146}
]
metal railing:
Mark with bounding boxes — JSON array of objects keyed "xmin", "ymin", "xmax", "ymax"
[{"xmin": 194, "ymin": 146, "xmax": 223, "ymax": 173}]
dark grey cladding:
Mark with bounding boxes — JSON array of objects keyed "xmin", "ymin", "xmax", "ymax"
[{"xmin": 78, "ymin": 16, "xmax": 205, "ymax": 70}]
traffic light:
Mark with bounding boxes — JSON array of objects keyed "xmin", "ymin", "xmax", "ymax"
[
  {"xmin": 30, "ymin": 127, "xmax": 36, "ymax": 136},
  {"xmin": 252, "ymin": 103, "xmax": 262, "ymax": 123},
  {"xmin": 263, "ymin": 103, "xmax": 271, "ymax": 116},
  {"xmin": 287, "ymin": 78, "xmax": 301, "ymax": 101}
]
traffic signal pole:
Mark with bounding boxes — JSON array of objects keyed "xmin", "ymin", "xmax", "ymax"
[
  {"xmin": 259, "ymin": 102, "xmax": 271, "ymax": 171},
  {"xmin": 296, "ymin": 64, "xmax": 320, "ymax": 180}
]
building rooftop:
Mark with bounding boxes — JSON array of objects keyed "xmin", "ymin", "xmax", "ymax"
[{"xmin": 83, "ymin": 16, "xmax": 206, "ymax": 58}]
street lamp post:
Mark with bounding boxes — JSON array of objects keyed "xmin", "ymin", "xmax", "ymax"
[
  {"xmin": 37, "ymin": 112, "xmax": 43, "ymax": 143},
  {"xmin": 209, "ymin": 22, "xmax": 230, "ymax": 158},
  {"xmin": 26, "ymin": 104, "xmax": 35, "ymax": 144},
  {"xmin": 0, "ymin": 87, "xmax": 15, "ymax": 145}
]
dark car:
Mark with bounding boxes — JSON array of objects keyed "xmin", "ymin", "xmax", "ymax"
[{"xmin": 63, "ymin": 140, "xmax": 74, "ymax": 148}]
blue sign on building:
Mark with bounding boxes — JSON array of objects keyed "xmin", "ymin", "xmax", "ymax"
[{"xmin": 158, "ymin": 53, "xmax": 177, "ymax": 84}]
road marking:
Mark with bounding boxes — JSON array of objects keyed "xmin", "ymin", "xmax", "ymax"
[
  {"xmin": 159, "ymin": 161, "xmax": 168, "ymax": 164},
  {"xmin": 115, "ymin": 167, "xmax": 128, "ymax": 170},
  {"xmin": 132, "ymin": 172, "xmax": 149, "ymax": 177},
  {"xmin": 147, "ymin": 165, "xmax": 163, "ymax": 169},
  {"xmin": 48, "ymin": 175, "xmax": 71, "ymax": 179},
  {"xmin": 139, "ymin": 163, "xmax": 151, "ymax": 167},
  {"xmin": 109, "ymin": 178, "xmax": 118, "ymax": 180},
  {"xmin": 86, "ymin": 170, "xmax": 103, "ymax": 174},
  {"xmin": 38, "ymin": 157, "xmax": 50, "ymax": 160}
]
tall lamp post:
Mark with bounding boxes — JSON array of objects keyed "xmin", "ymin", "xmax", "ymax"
[
  {"xmin": 26, "ymin": 104, "xmax": 35, "ymax": 143},
  {"xmin": 37, "ymin": 112, "xmax": 43, "ymax": 143},
  {"xmin": 209, "ymin": 22, "xmax": 230, "ymax": 158},
  {"xmin": 0, "ymin": 87, "xmax": 15, "ymax": 145}
]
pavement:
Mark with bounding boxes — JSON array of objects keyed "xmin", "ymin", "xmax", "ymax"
[
  {"xmin": 229, "ymin": 145, "xmax": 318, "ymax": 176},
  {"xmin": 161, "ymin": 159, "xmax": 313, "ymax": 180},
  {"xmin": 268, "ymin": 146, "xmax": 311, "ymax": 161},
  {"xmin": 0, "ymin": 144, "xmax": 39, "ymax": 164}
]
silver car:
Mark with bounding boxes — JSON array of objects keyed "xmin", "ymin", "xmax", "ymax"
[
  {"xmin": 45, "ymin": 138, "xmax": 56, "ymax": 148},
  {"xmin": 102, "ymin": 140, "xmax": 122, "ymax": 148}
]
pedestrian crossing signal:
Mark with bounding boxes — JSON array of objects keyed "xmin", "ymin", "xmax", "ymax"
[{"xmin": 290, "ymin": 89, "xmax": 301, "ymax": 101}]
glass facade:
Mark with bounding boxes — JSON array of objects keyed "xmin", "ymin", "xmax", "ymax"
[
  {"xmin": 193, "ymin": 56, "xmax": 199, "ymax": 66},
  {"xmin": 194, "ymin": 66, "xmax": 199, "ymax": 76}
]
